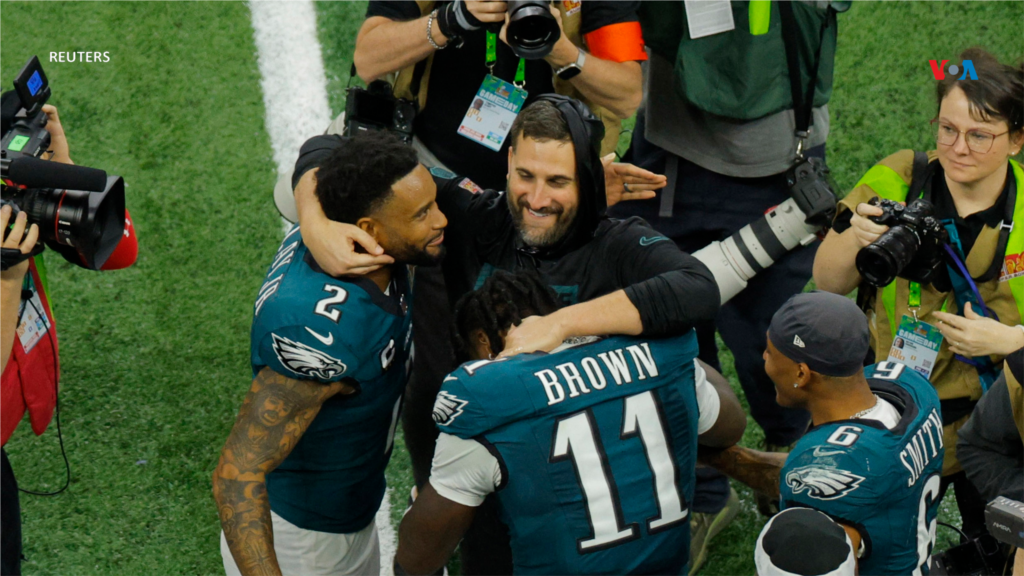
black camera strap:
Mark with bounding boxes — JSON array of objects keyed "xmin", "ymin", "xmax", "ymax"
[
  {"xmin": 987, "ymin": 167, "xmax": 1019, "ymax": 280},
  {"xmin": 972, "ymin": 169, "xmax": 1015, "ymax": 283},
  {"xmin": 908, "ymin": 150, "xmax": 931, "ymax": 201},
  {"xmin": 777, "ymin": 2, "xmax": 833, "ymax": 154}
]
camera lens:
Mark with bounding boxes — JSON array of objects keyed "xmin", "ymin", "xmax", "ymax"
[
  {"xmin": 856, "ymin": 225, "xmax": 921, "ymax": 287},
  {"xmin": 505, "ymin": 1, "xmax": 560, "ymax": 59},
  {"xmin": 5, "ymin": 177, "xmax": 125, "ymax": 269}
]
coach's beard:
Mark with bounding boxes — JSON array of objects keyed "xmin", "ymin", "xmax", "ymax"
[{"xmin": 507, "ymin": 186, "xmax": 577, "ymax": 249}]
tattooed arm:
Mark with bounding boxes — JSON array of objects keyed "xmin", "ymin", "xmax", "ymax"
[
  {"xmin": 697, "ymin": 445, "xmax": 788, "ymax": 501},
  {"xmin": 212, "ymin": 367, "xmax": 352, "ymax": 576}
]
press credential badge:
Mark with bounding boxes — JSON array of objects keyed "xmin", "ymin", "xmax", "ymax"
[
  {"xmin": 458, "ymin": 75, "xmax": 527, "ymax": 152},
  {"xmin": 684, "ymin": 0, "xmax": 735, "ymax": 39},
  {"xmin": 16, "ymin": 277, "xmax": 52, "ymax": 353},
  {"xmin": 887, "ymin": 315, "xmax": 943, "ymax": 378}
]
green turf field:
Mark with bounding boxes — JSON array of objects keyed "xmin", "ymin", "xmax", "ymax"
[{"xmin": 1, "ymin": 2, "xmax": 1022, "ymax": 575}]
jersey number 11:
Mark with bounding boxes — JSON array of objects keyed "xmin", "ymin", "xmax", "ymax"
[{"xmin": 550, "ymin": 390, "xmax": 688, "ymax": 554}]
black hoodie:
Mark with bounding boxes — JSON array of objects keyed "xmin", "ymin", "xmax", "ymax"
[
  {"xmin": 436, "ymin": 179, "xmax": 718, "ymax": 336},
  {"xmin": 293, "ymin": 133, "xmax": 720, "ymax": 336}
]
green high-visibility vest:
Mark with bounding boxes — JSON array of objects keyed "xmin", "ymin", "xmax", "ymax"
[
  {"xmin": 853, "ymin": 158, "xmax": 1024, "ymax": 336},
  {"xmin": 639, "ymin": 1, "xmax": 850, "ymax": 121}
]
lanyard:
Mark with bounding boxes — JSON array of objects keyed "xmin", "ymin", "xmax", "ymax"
[
  {"xmin": 940, "ymin": 221, "xmax": 1000, "ymax": 390},
  {"xmin": 942, "ymin": 221, "xmax": 997, "ymax": 320},
  {"xmin": 486, "ymin": 31, "xmax": 526, "ymax": 88}
]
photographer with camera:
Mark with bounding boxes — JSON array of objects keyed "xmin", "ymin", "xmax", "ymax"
[
  {"xmin": 814, "ymin": 47, "xmax": 1024, "ymax": 539},
  {"xmin": 607, "ymin": 3, "xmax": 848, "ymax": 563},
  {"xmin": 1, "ymin": 101, "xmax": 70, "ymax": 576},
  {"xmin": 0, "ymin": 191, "xmax": 39, "ymax": 576},
  {"xmin": 1, "ymin": 57, "xmax": 137, "ymax": 574},
  {"xmin": 354, "ymin": 0, "xmax": 645, "ymax": 185}
]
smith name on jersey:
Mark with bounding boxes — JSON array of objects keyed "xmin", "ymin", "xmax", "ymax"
[
  {"xmin": 780, "ymin": 362, "xmax": 944, "ymax": 576},
  {"xmin": 249, "ymin": 226, "xmax": 412, "ymax": 534},
  {"xmin": 432, "ymin": 332, "xmax": 722, "ymax": 575}
]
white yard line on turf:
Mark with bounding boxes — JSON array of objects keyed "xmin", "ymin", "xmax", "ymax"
[
  {"xmin": 249, "ymin": 0, "xmax": 332, "ymax": 234},
  {"xmin": 378, "ymin": 487, "xmax": 396, "ymax": 572},
  {"xmin": 249, "ymin": 0, "xmax": 331, "ymax": 177},
  {"xmin": 248, "ymin": 3, "xmax": 399, "ymax": 573}
]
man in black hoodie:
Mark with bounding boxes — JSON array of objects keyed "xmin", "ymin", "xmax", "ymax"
[
  {"xmin": 291, "ymin": 96, "xmax": 720, "ymax": 571},
  {"xmin": 433, "ymin": 96, "xmax": 718, "ymax": 349}
]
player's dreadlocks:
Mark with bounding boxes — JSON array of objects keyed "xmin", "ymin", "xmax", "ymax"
[{"xmin": 451, "ymin": 270, "xmax": 562, "ymax": 363}]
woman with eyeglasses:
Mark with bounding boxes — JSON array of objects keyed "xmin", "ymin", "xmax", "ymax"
[{"xmin": 813, "ymin": 47, "xmax": 1023, "ymax": 539}]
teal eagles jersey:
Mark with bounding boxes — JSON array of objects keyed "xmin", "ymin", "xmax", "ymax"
[
  {"xmin": 780, "ymin": 361, "xmax": 944, "ymax": 576},
  {"xmin": 250, "ymin": 226, "xmax": 412, "ymax": 534},
  {"xmin": 436, "ymin": 333, "xmax": 701, "ymax": 574}
]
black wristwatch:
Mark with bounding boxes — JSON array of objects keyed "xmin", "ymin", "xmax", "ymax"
[{"xmin": 554, "ymin": 49, "xmax": 586, "ymax": 80}]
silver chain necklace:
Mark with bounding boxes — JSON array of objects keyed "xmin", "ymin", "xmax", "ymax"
[{"xmin": 851, "ymin": 395, "xmax": 879, "ymax": 420}]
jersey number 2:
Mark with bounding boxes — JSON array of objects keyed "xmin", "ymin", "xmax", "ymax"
[
  {"xmin": 314, "ymin": 285, "xmax": 348, "ymax": 323},
  {"xmin": 550, "ymin": 390, "xmax": 688, "ymax": 553}
]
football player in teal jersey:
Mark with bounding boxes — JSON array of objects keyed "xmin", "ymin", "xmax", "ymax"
[
  {"xmin": 394, "ymin": 271, "xmax": 746, "ymax": 575},
  {"xmin": 212, "ymin": 131, "xmax": 447, "ymax": 576},
  {"xmin": 701, "ymin": 292, "xmax": 944, "ymax": 576}
]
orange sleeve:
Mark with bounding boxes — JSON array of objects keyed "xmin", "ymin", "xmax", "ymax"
[{"xmin": 584, "ymin": 21, "xmax": 647, "ymax": 63}]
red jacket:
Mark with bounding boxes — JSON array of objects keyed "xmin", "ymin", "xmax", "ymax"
[{"xmin": 1, "ymin": 258, "xmax": 59, "ymax": 446}]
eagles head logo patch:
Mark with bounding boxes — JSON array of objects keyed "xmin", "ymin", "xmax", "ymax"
[
  {"xmin": 785, "ymin": 465, "xmax": 865, "ymax": 501},
  {"xmin": 432, "ymin": 390, "xmax": 468, "ymax": 427},
  {"xmin": 271, "ymin": 334, "xmax": 347, "ymax": 380}
]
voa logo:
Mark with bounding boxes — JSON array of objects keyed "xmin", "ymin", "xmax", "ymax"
[{"xmin": 929, "ymin": 59, "xmax": 978, "ymax": 80}]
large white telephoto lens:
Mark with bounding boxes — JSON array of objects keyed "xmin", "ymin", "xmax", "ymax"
[{"xmin": 694, "ymin": 198, "xmax": 820, "ymax": 305}]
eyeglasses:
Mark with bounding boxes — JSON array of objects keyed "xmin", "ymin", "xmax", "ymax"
[{"xmin": 933, "ymin": 119, "xmax": 1009, "ymax": 154}]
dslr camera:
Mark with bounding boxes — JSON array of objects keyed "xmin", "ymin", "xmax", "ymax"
[
  {"xmin": 693, "ymin": 155, "xmax": 841, "ymax": 305},
  {"xmin": 1, "ymin": 56, "xmax": 127, "ymax": 271},
  {"xmin": 344, "ymin": 80, "xmax": 416, "ymax": 144},
  {"xmin": 504, "ymin": 0, "xmax": 561, "ymax": 59},
  {"xmin": 785, "ymin": 156, "xmax": 841, "ymax": 228},
  {"xmin": 855, "ymin": 197, "xmax": 948, "ymax": 288}
]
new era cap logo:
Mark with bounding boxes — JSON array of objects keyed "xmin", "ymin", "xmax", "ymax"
[{"xmin": 793, "ymin": 335, "xmax": 806, "ymax": 348}]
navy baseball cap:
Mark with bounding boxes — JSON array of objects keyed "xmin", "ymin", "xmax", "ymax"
[{"xmin": 767, "ymin": 291, "xmax": 870, "ymax": 377}]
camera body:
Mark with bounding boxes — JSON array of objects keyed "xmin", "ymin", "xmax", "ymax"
[
  {"xmin": 694, "ymin": 154, "xmax": 841, "ymax": 305},
  {"xmin": 986, "ymin": 496, "xmax": 1024, "ymax": 549},
  {"xmin": 1, "ymin": 56, "xmax": 127, "ymax": 271},
  {"xmin": 929, "ymin": 532, "xmax": 1009, "ymax": 576},
  {"xmin": 344, "ymin": 81, "xmax": 416, "ymax": 144},
  {"xmin": 786, "ymin": 156, "xmax": 841, "ymax": 228},
  {"xmin": 856, "ymin": 197, "xmax": 949, "ymax": 288}
]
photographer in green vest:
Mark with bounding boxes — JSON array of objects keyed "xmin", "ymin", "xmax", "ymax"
[
  {"xmin": 609, "ymin": 3, "xmax": 849, "ymax": 565},
  {"xmin": 814, "ymin": 47, "xmax": 1024, "ymax": 538}
]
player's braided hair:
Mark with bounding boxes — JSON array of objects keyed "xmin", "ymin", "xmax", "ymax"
[{"xmin": 451, "ymin": 270, "xmax": 562, "ymax": 363}]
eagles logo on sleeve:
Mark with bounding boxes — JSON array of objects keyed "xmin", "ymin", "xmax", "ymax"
[
  {"xmin": 432, "ymin": 390, "xmax": 468, "ymax": 426},
  {"xmin": 271, "ymin": 333, "xmax": 348, "ymax": 380},
  {"xmin": 785, "ymin": 465, "xmax": 866, "ymax": 501}
]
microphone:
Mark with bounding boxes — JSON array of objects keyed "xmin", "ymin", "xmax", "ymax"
[
  {"xmin": 97, "ymin": 209, "xmax": 138, "ymax": 270},
  {"xmin": 6, "ymin": 155, "xmax": 107, "ymax": 192}
]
